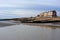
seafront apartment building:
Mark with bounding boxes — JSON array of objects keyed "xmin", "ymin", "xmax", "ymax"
[{"xmin": 36, "ymin": 10, "xmax": 57, "ymax": 18}]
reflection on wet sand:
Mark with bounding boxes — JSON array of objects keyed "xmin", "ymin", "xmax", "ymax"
[
  {"xmin": 39, "ymin": 25, "xmax": 59, "ymax": 29},
  {"xmin": 22, "ymin": 23, "xmax": 60, "ymax": 29},
  {"xmin": 0, "ymin": 21, "xmax": 60, "ymax": 40}
]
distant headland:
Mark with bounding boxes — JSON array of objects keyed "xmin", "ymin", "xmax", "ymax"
[{"xmin": 1, "ymin": 10, "xmax": 60, "ymax": 23}]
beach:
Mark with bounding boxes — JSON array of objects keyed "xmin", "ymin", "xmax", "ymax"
[{"xmin": 0, "ymin": 21, "xmax": 60, "ymax": 40}]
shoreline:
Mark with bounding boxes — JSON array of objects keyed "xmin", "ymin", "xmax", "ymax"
[{"xmin": 0, "ymin": 20, "xmax": 60, "ymax": 29}]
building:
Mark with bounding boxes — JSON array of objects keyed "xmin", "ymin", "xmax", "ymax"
[{"xmin": 36, "ymin": 10, "xmax": 57, "ymax": 18}]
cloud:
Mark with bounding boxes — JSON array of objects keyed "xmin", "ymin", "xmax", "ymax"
[
  {"xmin": 0, "ymin": 0, "xmax": 60, "ymax": 18},
  {"xmin": 0, "ymin": 0, "xmax": 59, "ymax": 7},
  {"xmin": 8, "ymin": 10, "xmax": 40, "ymax": 17},
  {"xmin": 0, "ymin": 0, "xmax": 60, "ymax": 7}
]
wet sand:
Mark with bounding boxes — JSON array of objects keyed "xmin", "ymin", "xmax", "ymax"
[
  {"xmin": 0, "ymin": 20, "xmax": 20, "ymax": 27},
  {"xmin": 0, "ymin": 21, "xmax": 60, "ymax": 40}
]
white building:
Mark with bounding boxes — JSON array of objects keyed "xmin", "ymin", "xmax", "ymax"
[{"xmin": 36, "ymin": 10, "xmax": 57, "ymax": 18}]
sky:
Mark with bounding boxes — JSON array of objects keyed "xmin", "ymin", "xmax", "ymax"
[{"xmin": 0, "ymin": 0, "xmax": 60, "ymax": 19}]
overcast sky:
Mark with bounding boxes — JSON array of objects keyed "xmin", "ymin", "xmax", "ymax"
[{"xmin": 0, "ymin": 0, "xmax": 60, "ymax": 19}]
